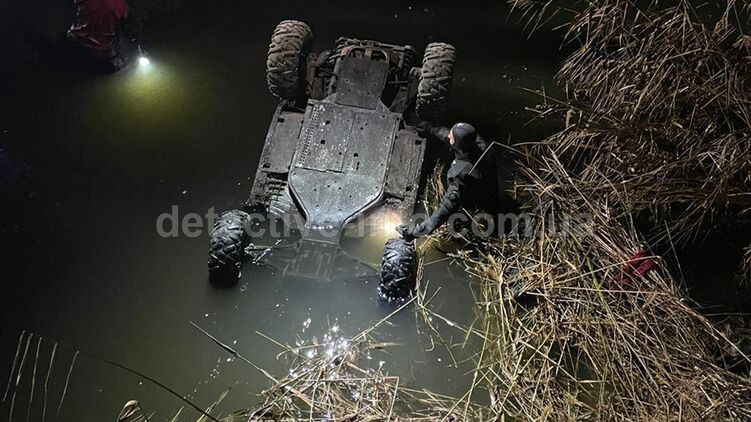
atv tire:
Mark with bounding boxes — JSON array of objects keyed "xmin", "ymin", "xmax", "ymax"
[
  {"xmin": 378, "ymin": 238, "xmax": 417, "ymax": 302},
  {"xmin": 208, "ymin": 209, "xmax": 251, "ymax": 285},
  {"xmin": 266, "ymin": 20, "xmax": 313, "ymax": 100},
  {"xmin": 416, "ymin": 42, "xmax": 456, "ymax": 121}
]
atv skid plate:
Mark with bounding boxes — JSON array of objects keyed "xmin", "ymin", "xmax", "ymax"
[
  {"xmin": 240, "ymin": 36, "xmax": 435, "ymax": 282},
  {"xmin": 248, "ymin": 57, "xmax": 426, "ymax": 246}
]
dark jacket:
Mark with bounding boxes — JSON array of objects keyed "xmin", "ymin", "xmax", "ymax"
[{"xmin": 416, "ymin": 126, "xmax": 497, "ymax": 236}]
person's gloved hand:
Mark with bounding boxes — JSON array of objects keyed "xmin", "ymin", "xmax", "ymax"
[
  {"xmin": 396, "ymin": 224, "xmax": 414, "ymax": 241},
  {"xmin": 396, "ymin": 223, "xmax": 425, "ymax": 241},
  {"xmin": 416, "ymin": 121, "xmax": 433, "ymax": 137},
  {"xmin": 110, "ymin": 55, "xmax": 125, "ymax": 71}
]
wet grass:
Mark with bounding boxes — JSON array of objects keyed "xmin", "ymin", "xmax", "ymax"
[{"xmin": 453, "ymin": 164, "xmax": 751, "ymax": 420}]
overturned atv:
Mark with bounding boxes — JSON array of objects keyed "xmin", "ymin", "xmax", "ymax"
[{"xmin": 208, "ymin": 20, "xmax": 456, "ymax": 299}]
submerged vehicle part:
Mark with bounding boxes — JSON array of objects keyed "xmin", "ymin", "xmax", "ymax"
[
  {"xmin": 208, "ymin": 20, "xmax": 456, "ymax": 287},
  {"xmin": 208, "ymin": 210, "xmax": 251, "ymax": 285},
  {"xmin": 378, "ymin": 238, "xmax": 417, "ymax": 301},
  {"xmin": 256, "ymin": 240, "xmax": 378, "ymax": 282}
]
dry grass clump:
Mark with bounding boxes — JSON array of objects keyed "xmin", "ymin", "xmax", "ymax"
[
  {"xmin": 514, "ymin": 0, "xmax": 751, "ymax": 244},
  {"xmin": 450, "ymin": 157, "xmax": 751, "ymax": 421},
  {"xmin": 229, "ymin": 307, "xmax": 487, "ymax": 422}
]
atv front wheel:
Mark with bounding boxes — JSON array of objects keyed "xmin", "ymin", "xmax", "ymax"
[
  {"xmin": 378, "ymin": 238, "xmax": 417, "ymax": 302},
  {"xmin": 266, "ymin": 20, "xmax": 313, "ymax": 100},
  {"xmin": 416, "ymin": 42, "xmax": 456, "ymax": 121},
  {"xmin": 208, "ymin": 209, "xmax": 251, "ymax": 285}
]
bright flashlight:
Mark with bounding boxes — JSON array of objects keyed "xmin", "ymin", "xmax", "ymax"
[
  {"xmin": 382, "ymin": 213, "xmax": 401, "ymax": 235},
  {"xmin": 138, "ymin": 56, "xmax": 150, "ymax": 67}
]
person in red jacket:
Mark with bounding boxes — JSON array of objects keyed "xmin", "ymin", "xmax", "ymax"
[{"xmin": 66, "ymin": 0, "xmax": 140, "ymax": 72}]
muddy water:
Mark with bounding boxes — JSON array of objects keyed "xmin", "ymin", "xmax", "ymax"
[{"xmin": 0, "ymin": 0, "xmax": 565, "ymax": 419}]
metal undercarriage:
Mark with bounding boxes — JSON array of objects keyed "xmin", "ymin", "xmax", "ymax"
[
  {"xmin": 206, "ymin": 22, "xmax": 459, "ymax": 287},
  {"xmin": 250, "ymin": 42, "xmax": 425, "ymax": 236},
  {"xmin": 246, "ymin": 40, "xmax": 427, "ymax": 280}
]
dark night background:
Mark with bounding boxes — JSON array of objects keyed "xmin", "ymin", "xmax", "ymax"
[
  {"xmin": 2, "ymin": 0, "xmax": 746, "ymax": 420},
  {"xmin": 0, "ymin": 0, "xmax": 568, "ymax": 419}
]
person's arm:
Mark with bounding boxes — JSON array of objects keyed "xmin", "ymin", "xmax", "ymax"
[
  {"xmin": 418, "ymin": 124, "xmax": 451, "ymax": 148},
  {"xmin": 412, "ymin": 178, "xmax": 464, "ymax": 237}
]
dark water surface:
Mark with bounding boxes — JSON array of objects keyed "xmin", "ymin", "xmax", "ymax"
[{"xmin": 0, "ymin": 0, "xmax": 565, "ymax": 419}]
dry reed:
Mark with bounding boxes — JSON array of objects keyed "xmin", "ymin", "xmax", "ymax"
[
  {"xmin": 228, "ymin": 301, "xmax": 487, "ymax": 421},
  {"xmin": 514, "ymin": 0, "xmax": 751, "ymax": 245},
  {"xmin": 449, "ymin": 156, "xmax": 751, "ymax": 420}
]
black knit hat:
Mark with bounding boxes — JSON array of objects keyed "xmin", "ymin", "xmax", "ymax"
[{"xmin": 450, "ymin": 122, "xmax": 477, "ymax": 152}]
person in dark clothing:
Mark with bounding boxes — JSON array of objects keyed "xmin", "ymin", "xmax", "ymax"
[
  {"xmin": 66, "ymin": 0, "xmax": 140, "ymax": 72},
  {"xmin": 398, "ymin": 122, "xmax": 498, "ymax": 241}
]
